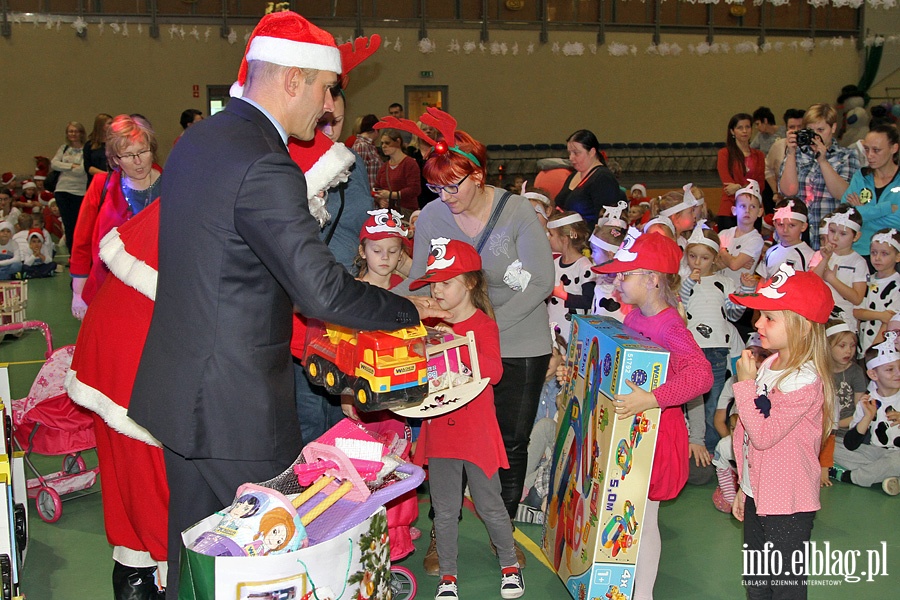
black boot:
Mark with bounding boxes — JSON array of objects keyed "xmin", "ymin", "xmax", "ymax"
[{"xmin": 112, "ymin": 561, "xmax": 160, "ymax": 600}]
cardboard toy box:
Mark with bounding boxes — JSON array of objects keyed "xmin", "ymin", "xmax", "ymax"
[{"xmin": 542, "ymin": 315, "xmax": 669, "ymax": 600}]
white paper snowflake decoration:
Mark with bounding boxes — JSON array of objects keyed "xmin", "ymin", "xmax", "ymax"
[
  {"xmin": 512, "ymin": 42, "xmax": 519, "ymax": 55},
  {"xmin": 527, "ymin": 42, "xmax": 535, "ymax": 54},
  {"xmin": 190, "ymin": 26, "xmax": 200, "ymax": 41},
  {"xmin": 227, "ymin": 28, "xmax": 237, "ymax": 44},
  {"xmin": 609, "ymin": 42, "xmax": 630, "ymax": 56},
  {"xmin": 490, "ymin": 41, "xmax": 502, "ymax": 55},
  {"xmin": 418, "ymin": 37, "xmax": 436, "ymax": 53},
  {"xmin": 137, "ymin": 23, "xmax": 143, "ymax": 35},
  {"xmin": 500, "ymin": 42, "xmax": 508, "ymax": 55},
  {"xmin": 98, "ymin": 19, "xmax": 104, "ymax": 35},
  {"xmin": 589, "ymin": 43, "xmax": 598, "ymax": 55},
  {"xmin": 551, "ymin": 42, "xmax": 560, "ymax": 54},
  {"xmin": 110, "ymin": 22, "xmax": 120, "ymax": 35},
  {"xmin": 204, "ymin": 27, "xmax": 211, "ymax": 42},
  {"xmin": 394, "ymin": 36, "xmax": 402, "ymax": 52},
  {"xmin": 463, "ymin": 40, "xmax": 476, "ymax": 54},
  {"xmin": 800, "ymin": 38, "xmax": 815, "ymax": 52},
  {"xmin": 448, "ymin": 39, "xmax": 460, "ymax": 54},
  {"xmin": 169, "ymin": 24, "xmax": 179, "ymax": 39}
]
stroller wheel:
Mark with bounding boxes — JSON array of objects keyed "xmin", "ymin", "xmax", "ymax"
[
  {"xmin": 0, "ymin": 554, "xmax": 10, "ymax": 600},
  {"xmin": 36, "ymin": 487, "xmax": 62, "ymax": 523},
  {"xmin": 63, "ymin": 453, "xmax": 86, "ymax": 474},
  {"xmin": 390, "ymin": 565, "xmax": 417, "ymax": 600}
]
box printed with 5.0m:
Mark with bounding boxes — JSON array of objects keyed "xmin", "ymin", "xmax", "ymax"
[{"xmin": 542, "ymin": 316, "xmax": 669, "ymax": 600}]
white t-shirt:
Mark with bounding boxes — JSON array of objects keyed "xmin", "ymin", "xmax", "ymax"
[
  {"xmin": 823, "ymin": 250, "xmax": 868, "ymax": 330},
  {"xmin": 739, "ymin": 354, "xmax": 818, "ymax": 497},
  {"xmin": 858, "ymin": 272, "xmax": 900, "ymax": 356},
  {"xmin": 718, "ymin": 226, "xmax": 765, "ymax": 285},
  {"xmin": 757, "ymin": 241, "xmax": 814, "ymax": 279}
]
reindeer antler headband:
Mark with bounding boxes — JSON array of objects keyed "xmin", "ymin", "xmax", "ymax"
[
  {"xmin": 338, "ymin": 35, "xmax": 381, "ymax": 89},
  {"xmin": 373, "ymin": 106, "xmax": 482, "ymax": 167}
]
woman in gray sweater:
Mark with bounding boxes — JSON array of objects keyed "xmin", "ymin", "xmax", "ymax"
[{"xmin": 395, "ymin": 123, "xmax": 555, "ymax": 533}]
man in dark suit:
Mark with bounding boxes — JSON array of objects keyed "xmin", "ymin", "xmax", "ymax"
[{"xmin": 128, "ymin": 12, "xmax": 445, "ymax": 597}]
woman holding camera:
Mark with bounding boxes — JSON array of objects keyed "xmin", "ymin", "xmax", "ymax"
[
  {"xmin": 717, "ymin": 113, "xmax": 766, "ymax": 231},
  {"xmin": 778, "ymin": 103, "xmax": 859, "ymax": 250}
]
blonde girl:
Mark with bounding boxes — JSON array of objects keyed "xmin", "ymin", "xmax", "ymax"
[
  {"xmin": 410, "ymin": 239, "xmax": 524, "ymax": 600},
  {"xmin": 546, "ymin": 210, "xmax": 596, "ymax": 345},
  {"xmin": 594, "ymin": 230, "xmax": 713, "ymax": 600},
  {"xmin": 730, "ymin": 264, "xmax": 835, "ymax": 597}
]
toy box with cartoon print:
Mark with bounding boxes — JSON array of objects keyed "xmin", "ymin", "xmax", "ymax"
[{"xmin": 542, "ymin": 315, "xmax": 668, "ymax": 600}]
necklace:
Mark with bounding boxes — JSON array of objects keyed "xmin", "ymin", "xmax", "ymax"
[{"xmin": 122, "ymin": 172, "xmax": 160, "ymax": 214}]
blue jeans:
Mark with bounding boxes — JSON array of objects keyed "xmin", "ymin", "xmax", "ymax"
[
  {"xmin": 703, "ymin": 347, "xmax": 729, "ymax": 452},
  {"xmin": 293, "ymin": 358, "xmax": 344, "ymax": 446},
  {"xmin": 0, "ymin": 261, "xmax": 22, "ymax": 280}
]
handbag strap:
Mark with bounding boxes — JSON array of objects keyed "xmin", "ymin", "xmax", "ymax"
[
  {"xmin": 97, "ymin": 171, "xmax": 113, "ymax": 210},
  {"xmin": 475, "ymin": 190, "xmax": 512, "ymax": 254}
]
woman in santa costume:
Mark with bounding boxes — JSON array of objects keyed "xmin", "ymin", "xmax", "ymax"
[{"xmin": 65, "ymin": 129, "xmax": 355, "ymax": 600}]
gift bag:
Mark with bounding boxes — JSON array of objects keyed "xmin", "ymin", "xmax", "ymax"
[{"xmin": 180, "ymin": 507, "xmax": 391, "ymax": 600}]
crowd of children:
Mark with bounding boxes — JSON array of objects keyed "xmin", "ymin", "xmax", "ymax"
[
  {"xmin": 0, "ymin": 167, "xmax": 64, "ymax": 280},
  {"xmin": 7, "ymin": 110, "xmax": 899, "ymax": 600}
]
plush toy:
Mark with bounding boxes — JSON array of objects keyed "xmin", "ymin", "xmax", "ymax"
[
  {"xmin": 836, "ymin": 84, "xmax": 866, "ymax": 139},
  {"xmin": 840, "ymin": 106, "xmax": 870, "ymax": 148}
]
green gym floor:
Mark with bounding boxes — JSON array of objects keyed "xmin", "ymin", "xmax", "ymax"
[{"xmin": 2, "ymin": 272, "xmax": 898, "ymax": 599}]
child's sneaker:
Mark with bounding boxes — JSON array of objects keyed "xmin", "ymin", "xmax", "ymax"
[
  {"xmin": 828, "ymin": 464, "xmax": 848, "ymax": 482},
  {"xmin": 500, "ymin": 566, "xmax": 525, "ymax": 599},
  {"xmin": 435, "ymin": 576, "xmax": 458, "ymax": 600},
  {"xmin": 712, "ymin": 486, "xmax": 731, "ymax": 513},
  {"xmin": 882, "ymin": 476, "xmax": 900, "ymax": 496}
]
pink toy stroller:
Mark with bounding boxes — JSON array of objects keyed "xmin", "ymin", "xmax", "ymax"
[{"xmin": 1, "ymin": 321, "xmax": 99, "ymax": 523}]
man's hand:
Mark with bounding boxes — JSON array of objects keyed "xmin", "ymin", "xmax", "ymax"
[{"xmin": 407, "ymin": 295, "xmax": 452, "ymax": 321}]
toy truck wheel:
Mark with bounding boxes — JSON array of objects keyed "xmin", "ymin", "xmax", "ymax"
[
  {"xmin": 322, "ymin": 363, "xmax": 344, "ymax": 395},
  {"xmin": 307, "ymin": 356, "xmax": 324, "ymax": 385},
  {"xmin": 390, "ymin": 565, "xmax": 417, "ymax": 600},
  {"xmin": 0, "ymin": 554, "xmax": 10, "ymax": 600},
  {"xmin": 36, "ymin": 487, "xmax": 62, "ymax": 523},
  {"xmin": 13, "ymin": 504, "xmax": 26, "ymax": 555},
  {"xmin": 354, "ymin": 379, "xmax": 373, "ymax": 408},
  {"xmin": 63, "ymin": 453, "xmax": 86, "ymax": 474}
]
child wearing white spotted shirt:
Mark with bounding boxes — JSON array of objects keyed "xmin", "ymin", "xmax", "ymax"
[
  {"xmin": 545, "ymin": 211, "xmax": 597, "ymax": 345},
  {"xmin": 854, "ymin": 228, "xmax": 900, "ymax": 357}
]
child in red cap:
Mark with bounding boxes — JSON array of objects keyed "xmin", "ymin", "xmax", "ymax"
[
  {"xmin": 410, "ymin": 238, "xmax": 524, "ymax": 600},
  {"xmin": 729, "ymin": 263, "xmax": 835, "ymax": 597},
  {"xmin": 591, "ymin": 229, "xmax": 713, "ymax": 600},
  {"xmin": 354, "ymin": 208, "xmax": 408, "ymax": 290}
]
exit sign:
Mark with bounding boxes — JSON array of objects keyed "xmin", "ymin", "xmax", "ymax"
[{"xmin": 420, "ymin": 70, "xmax": 434, "ymax": 78}]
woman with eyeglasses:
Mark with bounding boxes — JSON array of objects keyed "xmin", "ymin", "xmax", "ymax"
[
  {"xmin": 373, "ymin": 128, "xmax": 421, "ymax": 217},
  {"xmin": 50, "ymin": 120, "xmax": 89, "ymax": 254},
  {"xmin": 70, "ymin": 114, "xmax": 161, "ymax": 319},
  {"xmin": 386, "ymin": 109, "xmax": 554, "ymax": 571}
]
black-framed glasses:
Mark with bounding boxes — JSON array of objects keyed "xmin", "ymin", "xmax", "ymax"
[
  {"xmin": 117, "ymin": 149, "xmax": 152, "ymax": 163},
  {"xmin": 426, "ymin": 173, "xmax": 470, "ymax": 196}
]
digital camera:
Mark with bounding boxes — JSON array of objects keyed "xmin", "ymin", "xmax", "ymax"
[{"xmin": 795, "ymin": 128, "xmax": 818, "ymax": 147}]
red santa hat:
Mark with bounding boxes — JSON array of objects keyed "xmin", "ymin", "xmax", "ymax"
[
  {"xmin": 21, "ymin": 179, "xmax": 36, "ymax": 191},
  {"xmin": 40, "ymin": 191, "xmax": 54, "ymax": 204},
  {"xmin": 34, "ymin": 157, "xmax": 50, "ymax": 181},
  {"xmin": 230, "ymin": 11, "xmax": 341, "ymax": 98},
  {"xmin": 1, "ymin": 172, "xmax": 15, "ymax": 187},
  {"xmin": 287, "ymin": 130, "xmax": 355, "ymax": 227}
]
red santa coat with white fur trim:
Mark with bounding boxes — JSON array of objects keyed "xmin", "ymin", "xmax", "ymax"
[{"xmin": 65, "ymin": 200, "xmax": 168, "ymax": 561}]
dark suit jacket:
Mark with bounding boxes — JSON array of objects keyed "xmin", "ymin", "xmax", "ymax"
[{"xmin": 129, "ymin": 99, "xmax": 416, "ymax": 462}]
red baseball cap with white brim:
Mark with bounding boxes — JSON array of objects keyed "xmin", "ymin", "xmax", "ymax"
[
  {"xmin": 729, "ymin": 263, "xmax": 834, "ymax": 324},
  {"xmin": 409, "ymin": 238, "xmax": 482, "ymax": 290}
]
